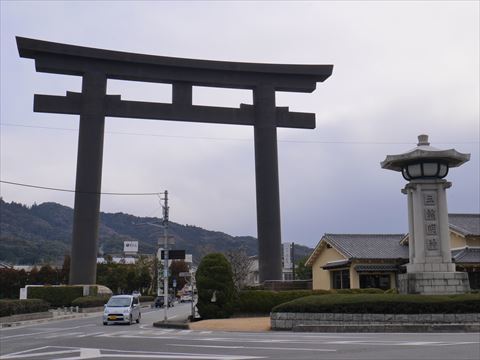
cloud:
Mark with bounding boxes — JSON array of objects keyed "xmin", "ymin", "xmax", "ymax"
[{"xmin": 1, "ymin": 1, "xmax": 478, "ymax": 248}]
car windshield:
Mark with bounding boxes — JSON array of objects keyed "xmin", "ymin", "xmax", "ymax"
[{"xmin": 106, "ymin": 297, "xmax": 131, "ymax": 307}]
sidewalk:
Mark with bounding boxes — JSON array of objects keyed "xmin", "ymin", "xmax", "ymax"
[
  {"xmin": 0, "ymin": 310, "xmax": 101, "ymax": 328},
  {"xmin": 189, "ymin": 317, "xmax": 271, "ymax": 332},
  {"xmin": 2, "ymin": 308, "xmax": 272, "ymax": 332}
]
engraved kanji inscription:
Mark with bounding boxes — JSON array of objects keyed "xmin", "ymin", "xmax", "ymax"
[
  {"xmin": 424, "ymin": 208, "xmax": 436, "ymax": 221},
  {"xmin": 424, "ymin": 193, "xmax": 436, "ymax": 206},
  {"xmin": 427, "ymin": 237, "xmax": 438, "ymax": 250},
  {"xmin": 426, "ymin": 223, "xmax": 437, "ymax": 235}
]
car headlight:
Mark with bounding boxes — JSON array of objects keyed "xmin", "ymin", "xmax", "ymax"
[{"xmin": 123, "ymin": 309, "xmax": 130, "ymax": 315}]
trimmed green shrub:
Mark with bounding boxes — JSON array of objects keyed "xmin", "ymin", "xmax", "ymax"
[
  {"xmin": 384, "ymin": 288, "xmax": 399, "ymax": 294},
  {"xmin": 28, "ymin": 286, "xmax": 83, "ymax": 307},
  {"xmin": 0, "ymin": 299, "xmax": 50, "ymax": 317},
  {"xmin": 272, "ymin": 293, "xmax": 480, "ymax": 314},
  {"xmin": 235, "ymin": 290, "xmax": 330, "ymax": 314},
  {"xmin": 88, "ymin": 286, "xmax": 98, "ymax": 296},
  {"xmin": 334, "ymin": 288, "xmax": 384, "ymax": 294},
  {"xmin": 0, "ymin": 268, "xmax": 28, "ymax": 299},
  {"xmin": 196, "ymin": 253, "xmax": 235, "ymax": 319},
  {"xmin": 71, "ymin": 295, "xmax": 110, "ymax": 308},
  {"xmin": 139, "ymin": 295, "xmax": 154, "ymax": 302}
]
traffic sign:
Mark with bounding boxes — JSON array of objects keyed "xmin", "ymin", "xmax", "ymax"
[
  {"xmin": 157, "ymin": 236, "xmax": 176, "ymax": 245},
  {"xmin": 160, "ymin": 250, "xmax": 185, "ymax": 260}
]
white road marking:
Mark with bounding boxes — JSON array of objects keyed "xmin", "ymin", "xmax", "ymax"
[
  {"xmin": 0, "ymin": 348, "xmax": 80, "ymax": 359},
  {"xmin": 0, "ymin": 346, "xmax": 50, "ymax": 358},
  {"xmin": 169, "ymin": 344, "xmax": 336, "ymax": 352},
  {"xmin": 325, "ymin": 340, "xmax": 479, "ymax": 347},
  {"xmin": 42, "ymin": 331, "xmax": 84, "ymax": 339},
  {"xmin": 76, "ymin": 331, "xmax": 105, "ymax": 338},
  {"xmin": 0, "ymin": 324, "xmax": 96, "ymax": 340},
  {"xmin": 0, "ymin": 346, "xmax": 263, "ymax": 360}
]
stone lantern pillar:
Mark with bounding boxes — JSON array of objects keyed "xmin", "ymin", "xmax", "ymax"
[{"xmin": 381, "ymin": 134, "xmax": 471, "ymax": 294}]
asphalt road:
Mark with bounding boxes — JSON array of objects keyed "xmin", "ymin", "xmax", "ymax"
[{"xmin": 1, "ymin": 303, "xmax": 479, "ymax": 360}]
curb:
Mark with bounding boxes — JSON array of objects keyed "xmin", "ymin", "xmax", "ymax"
[
  {"xmin": 153, "ymin": 321, "xmax": 190, "ymax": 329},
  {"xmin": 0, "ymin": 311, "xmax": 102, "ymax": 328},
  {"xmin": 1, "ymin": 303, "xmax": 153, "ymax": 329},
  {"xmin": 292, "ymin": 323, "xmax": 480, "ymax": 333}
]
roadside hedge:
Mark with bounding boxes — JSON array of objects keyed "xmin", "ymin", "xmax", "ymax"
[
  {"xmin": 271, "ymin": 293, "xmax": 480, "ymax": 314},
  {"xmin": 71, "ymin": 295, "xmax": 110, "ymax": 308},
  {"xmin": 234, "ymin": 290, "xmax": 329, "ymax": 314},
  {"xmin": 70, "ymin": 295, "xmax": 154, "ymax": 309},
  {"xmin": 234, "ymin": 289, "xmax": 388, "ymax": 314},
  {"xmin": 0, "ymin": 299, "xmax": 50, "ymax": 317},
  {"xmin": 28, "ymin": 286, "xmax": 84, "ymax": 307}
]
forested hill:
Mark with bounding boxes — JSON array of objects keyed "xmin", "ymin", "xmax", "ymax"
[{"xmin": 0, "ymin": 199, "xmax": 313, "ymax": 265}]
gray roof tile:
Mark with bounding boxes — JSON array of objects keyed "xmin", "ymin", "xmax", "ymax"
[
  {"xmin": 452, "ymin": 248, "xmax": 480, "ymax": 264},
  {"xmin": 448, "ymin": 214, "xmax": 480, "ymax": 236},
  {"xmin": 323, "ymin": 234, "xmax": 408, "ymax": 259}
]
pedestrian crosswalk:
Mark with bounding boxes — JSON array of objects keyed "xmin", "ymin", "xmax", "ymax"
[{"xmin": 31, "ymin": 328, "xmax": 214, "ymax": 340}]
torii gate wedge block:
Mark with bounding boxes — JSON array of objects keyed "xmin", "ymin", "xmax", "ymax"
[{"xmin": 17, "ymin": 37, "xmax": 333, "ymax": 284}]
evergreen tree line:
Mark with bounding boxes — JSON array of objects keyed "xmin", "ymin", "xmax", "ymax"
[{"xmin": 0, "ymin": 255, "xmax": 190, "ymax": 299}]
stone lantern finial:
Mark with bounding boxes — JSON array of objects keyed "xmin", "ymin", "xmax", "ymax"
[{"xmin": 417, "ymin": 134, "xmax": 429, "ymax": 146}]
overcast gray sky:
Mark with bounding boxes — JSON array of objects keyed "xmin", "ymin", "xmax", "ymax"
[{"xmin": 1, "ymin": 1, "xmax": 478, "ymax": 249}]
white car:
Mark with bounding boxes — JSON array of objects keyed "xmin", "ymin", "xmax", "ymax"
[{"xmin": 103, "ymin": 295, "xmax": 141, "ymax": 325}]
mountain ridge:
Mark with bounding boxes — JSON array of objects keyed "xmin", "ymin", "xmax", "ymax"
[{"xmin": 0, "ymin": 199, "xmax": 312, "ymax": 265}]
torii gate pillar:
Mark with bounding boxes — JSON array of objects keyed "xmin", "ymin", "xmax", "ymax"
[{"xmin": 254, "ymin": 85, "xmax": 282, "ymax": 281}]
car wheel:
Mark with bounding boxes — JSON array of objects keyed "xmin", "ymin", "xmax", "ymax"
[
  {"xmin": 136, "ymin": 313, "xmax": 141, "ymax": 324},
  {"xmin": 103, "ymin": 322, "xmax": 108, "ymax": 326}
]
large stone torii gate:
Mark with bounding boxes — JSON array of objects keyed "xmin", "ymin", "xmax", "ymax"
[{"xmin": 17, "ymin": 37, "xmax": 333, "ymax": 285}]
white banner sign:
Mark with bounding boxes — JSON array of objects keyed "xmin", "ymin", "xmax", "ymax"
[
  {"xmin": 283, "ymin": 242, "xmax": 292, "ymax": 269},
  {"xmin": 124, "ymin": 241, "xmax": 138, "ymax": 253}
]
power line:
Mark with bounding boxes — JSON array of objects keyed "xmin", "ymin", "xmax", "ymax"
[
  {"xmin": 2, "ymin": 122, "xmax": 478, "ymax": 145},
  {"xmin": 0, "ymin": 180, "xmax": 162, "ymax": 196}
]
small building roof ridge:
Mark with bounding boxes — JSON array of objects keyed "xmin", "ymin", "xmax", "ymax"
[
  {"xmin": 449, "ymin": 213, "xmax": 480, "ymax": 217},
  {"xmin": 323, "ymin": 235, "xmax": 354, "ymax": 258}
]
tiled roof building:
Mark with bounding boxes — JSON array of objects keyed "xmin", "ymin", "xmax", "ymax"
[{"xmin": 306, "ymin": 214, "xmax": 480, "ymax": 291}]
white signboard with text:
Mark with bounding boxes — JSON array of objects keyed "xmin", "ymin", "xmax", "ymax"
[
  {"xmin": 283, "ymin": 242, "xmax": 292, "ymax": 269},
  {"xmin": 124, "ymin": 241, "xmax": 138, "ymax": 253}
]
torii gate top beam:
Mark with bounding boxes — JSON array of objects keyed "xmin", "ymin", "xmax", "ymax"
[{"xmin": 17, "ymin": 37, "xmax": 333, "ymax": 93}]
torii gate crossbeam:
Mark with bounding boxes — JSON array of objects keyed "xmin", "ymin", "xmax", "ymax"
[{"xmin": 17, "ymin": 37, "xmax": 333, "ymax": 284}]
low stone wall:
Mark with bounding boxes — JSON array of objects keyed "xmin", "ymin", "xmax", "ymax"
[
  {"xmin": 271, "ymin": 312, "xmax": 480, "ymax": 332},
  {"xmin": 0, "ymin": 311, "xmax": 53, "ymax": 324}
]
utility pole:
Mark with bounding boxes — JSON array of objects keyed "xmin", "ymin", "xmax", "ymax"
[
  {"xmin": 162, "ymin": 190, "xmax": 169, "ymax": 322},
  {"xmin": 291, "ymin": 242, "xmax": 295, "ymax": 280}
]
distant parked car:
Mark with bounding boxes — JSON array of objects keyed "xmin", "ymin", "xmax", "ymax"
[
  {"xmin": 154, "ymin": 295, "xmax": 174, "ymax": 308},
  {"xmin": 180, "ymin": 293, "xmax": 192, "ymax": 302},
  {"xmin": 103, "ymin": 295, "xmax": 141, "ymax": 325},
  {"xmin": 132, "ymin": 291, "xmax": 141, "ymax": 297}
]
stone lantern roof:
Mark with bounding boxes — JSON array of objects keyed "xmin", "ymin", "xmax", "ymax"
[{"xmin": 381, "ymin": 134, "xmax": 470, "ymax": 172}]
